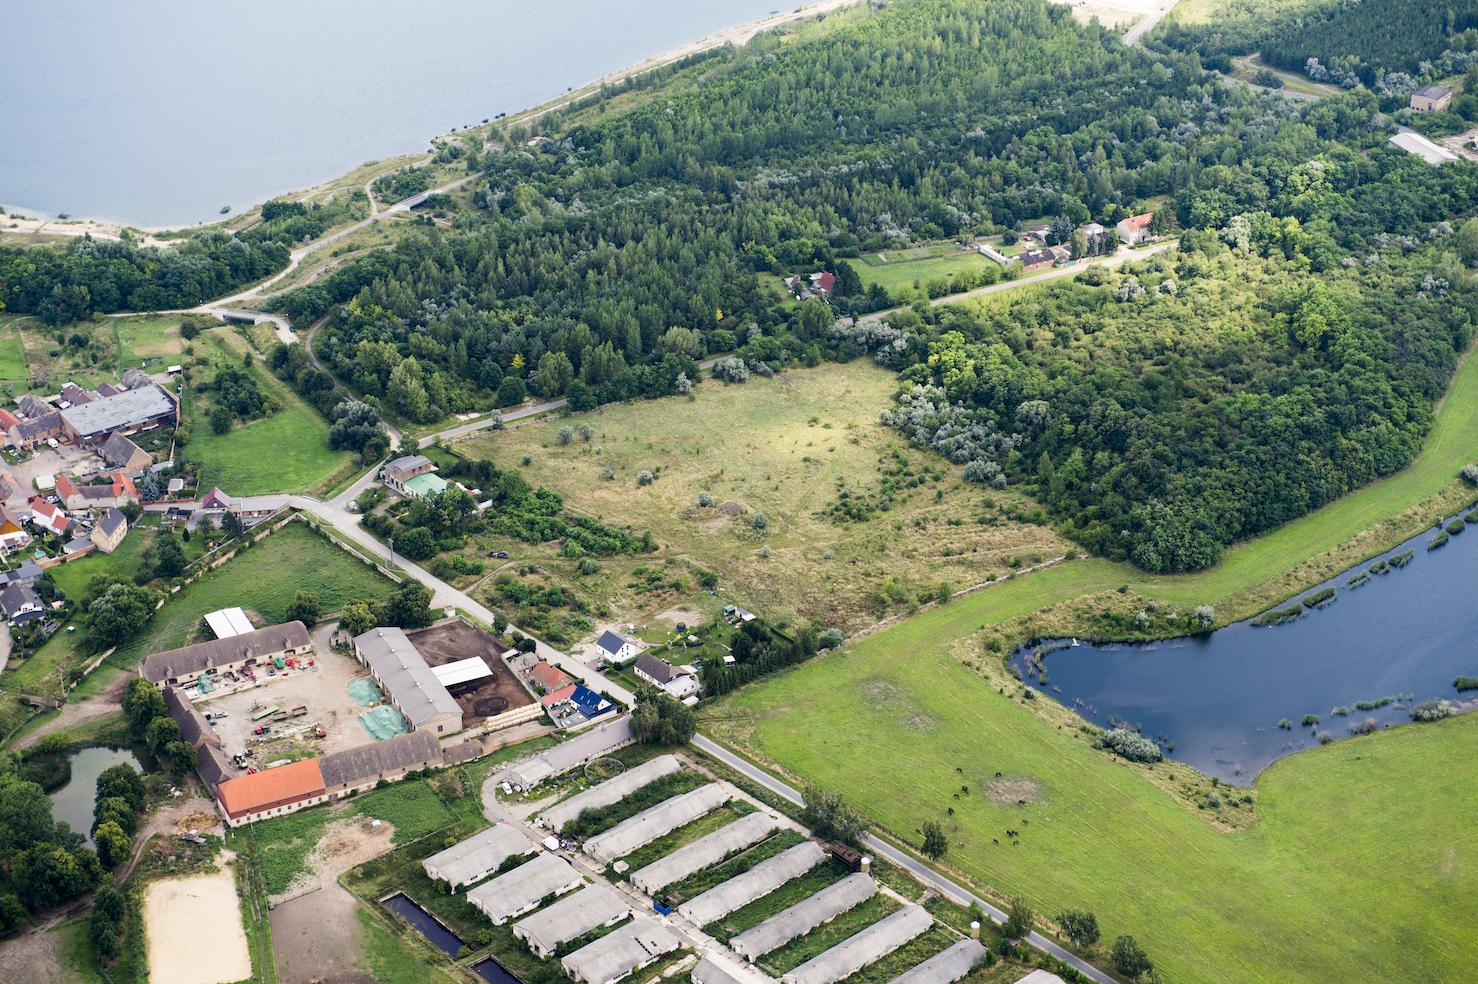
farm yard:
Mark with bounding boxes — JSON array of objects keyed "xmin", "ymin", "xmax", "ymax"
[{"xmin": 458, "ymin": 361, "xmax": 1068, "ymax": 632}]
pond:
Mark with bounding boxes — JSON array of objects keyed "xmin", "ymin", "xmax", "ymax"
[
  {"xmin": 48, "ymin": 746, "xmax": 145, "ymax": 846},
  {"xmin": 473, "ymin": 956, "xmax": 524, "ymax": 984},
  {"xmin": 382, "ymin": 892, "xmax": 464, "ymax": 957},
  {"xmin": 1011, "ymin": 506, "xmax": 1478, "ymax": 785}
]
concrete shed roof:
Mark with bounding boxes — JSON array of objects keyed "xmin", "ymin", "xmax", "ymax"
[
  {"xmin": 537, "ymin": 755, "xmax": 682, "ymax": 832},
  {"xmin": 504, "ymin": 715, "xmax": 635, "ymax": 789},
  {"xmin": 513, "ymin": 883, "xmax": 630, "ymax": 957},
  {"xmin": 630, "ymin": 812, "xmax": 779, "ymax": 894},
  {"xmin": 422, "ymin": 823, "xmax": 536, "ymax": 889},
  {"xmin": 58, "ymin": 383, "xmax": 174, "ymax": 438},
  {"xmin": 1013, "ymin": 973, "xmax": 1066, "ymax": 984},
  {"xmin": 560, "ymin": 917, "xmax": 680, "ymax": 984},
  {"xmin": 691, "ymin": 958, "xmax": 746, "ymax": 984},
  {"xmin": 677, "ymin": 840, "xmax": 827, "ymax": 927},
  {"xmin": 140, "ymin": 621, "xmax": 310, "ymax": 683},
  {"xmin": 353, "ymin": 627, "xmax": 462, "ymax": 730},
  {"xmin": 732, "ymin": 873, "xmax": 876, "ymax": 960},
  {"xmin": 467, "ymin": 853, "xmax": 581, "ymax": 924},
  {"xmin": 782, "ymin": 905, "xmax": 933, "ymax": 984},
  {"xmin": 583, "ymin": 783, "xmax": 728, "ymax": 863},
  {"xmin": 884, "ymin": 939, "xmax": 987, "ymax": 984},
  {"xmin": 319, "ymin": 731, "xmax": 442, "ymax": 789}
]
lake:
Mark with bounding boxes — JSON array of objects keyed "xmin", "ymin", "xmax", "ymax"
[
  {"xmin": 1011, "ymin": 506, "xmax": 1478, "ymax": 785},
  {"xmin": 48, "ymin": 746, "xmax": 144, "ymax": 846},
  {"xmin": 1, "ymin": 0, "xmax": 791, "ymax": 227}
]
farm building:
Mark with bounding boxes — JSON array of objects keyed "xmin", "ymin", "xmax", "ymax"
[
  {"xmin": 351, "ymin": 626, "xmax": 464, "ymax": 736},
  {"xmin": 884, "ymin": 939, "xmax": 987, "ymax": 984},
  {"xmin": 381, "ymin": 455, "xmax": 438, "ymax": 494},
  {"xmin": 529, "ymin": 660, "xmax": 575, "ymax": 692},
  {"xmin": 513, "ymin": 884, "xmax": 630, "ymax": 958},
  {"xmin": 1389, "ymin": 130, "xmax": 1460, "ymax": 166},
  {"xmin": 582, "ymin": 784, "xmax": 729, "ymax": 863},
  {"xmin": 422, "ymin": 823, "xmax": 536, "ymax": 890},
  {"xmin": 214, "ymin": 759, "xmax": 329, "ymax": 826},
  {"xmin": 536, "ymin": 754, "xmax": 682, "ymax": 832},
  {"xmin": 1115, "ymin": 212, "xmax": 1154, "ymax": 245},
  {"xmin": 58, "ymin": 383, "xmax": 178, "ymax": 445},
  {"xmin": 1017, "ymin": 248, "xmax": 1056, "ymax": 273},
  {"xmin": 1411, "ymin": 85, "xmax": 1453, "ymax": 112},
  {"xmin": 560, "ymin": 918, "xmax": 680, "ymax": 984},
  {"xmin": 782, "ymin": 906, "xmax": 933, "ymax": 984},
  {"xmin": 318, "ymin": 731, "xmax": 443, "ymax": 794},
  {"xmin": 468, "ymin": 853, "xmax": 582, "ymax": 925},
  {"xmin": 677, "ymin": 840, "xmax": 827, "ymax": 927},
  {"xmin": 101, "ymin": 431, "xmax": 152, "ymax": 473},
  {"xmin": 691, "ymin": 958, "xmax": 746, "ymax": 984},
  {"xmin": 629, "ymin": 813, "xmax": 779, "ymax": 894},
  {"xmin": 731, "ymin": 873, "xmax": 877, "ymax": 961},
  {"xmin": 505, "ymin": 716, "xmax": 636, "ymax": 790},
  {"xmin": 139, "ymin": 621, "xmax": 312, "ymax": 688},
  {"xmin": 1013, "ymin": 973, "xmax": 1066, "ymax": 984},
  {"xmin": 205, "ymin": 607, "xmax": 255, "ymax": 639}
]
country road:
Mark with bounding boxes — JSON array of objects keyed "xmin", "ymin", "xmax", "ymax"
[
  {"xmin": 690, "ymin": 735, "xmax": 1120, "ymax": 984},
  {"xmin": 1122, "ymin": 0, "xmax": 1179, "ymax": 47}
]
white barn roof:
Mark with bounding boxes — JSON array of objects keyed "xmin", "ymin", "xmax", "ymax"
[
  {"xmin": 432, "ymin": 655, "xmax": 493, "ymax": 688},
  {"xmin": 677, "ymin": 840, "xmax": 827, "ymax": 927},
  {"xmin": 583, "ymin": 784, "xmax": 728, "ymax": 863},
  {"xmin": 205, "ymin": 607, "xmax": 254, "ymax": 639},
  {"xmin": 1389, "ymin": 131, "xmax": 1459, "ymax": 165},
  {"xmin": 732, "ymin": 873, "xmax": 877, "ymax": 961},
  {"xmin": 505, "ymin": 716, "xmax": 636, "ymax": 790},
  {"xmin": 422, "ymin": 823, "xmax": 535, "ymax": 889},
  {"xmin": 561, "ymin": 917, "xmax": 680, "ymax": 984},
  {"xmin": 630, "ymin": 812, "xmax": 778, "ymax": 894},
  {"xmin": 513, "ymin": 883, "xmax": 630, "ymax": 957},
  {"xmin": 884, "ymin": 939, "xmax": 987, "ymax": 984},
  {"xmin": 353, "ymin": 626, "xmax": 462, "ymax": 730},
  {"xmin": 538, "ymin": 755, "xmax": 682, "ymax": 832},
  {"xmin": 782, "ymin": 906, "xmax": 933, "ymax": 984},
  {"xmin": 466, "ymin": 853, "xmax": 581, "ymax": 925}
]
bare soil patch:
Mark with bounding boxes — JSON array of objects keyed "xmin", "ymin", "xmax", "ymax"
[
  {"xmin": 143, "ymin": 867, "xmax": 252, "ymax": 984},
  {"xmin": 985, "ymin": 777, "xmax": 1044, "ymax": 805},
  {"xmin": 407, "ymin": 620, "xmax": 535, "ymax": 724}
]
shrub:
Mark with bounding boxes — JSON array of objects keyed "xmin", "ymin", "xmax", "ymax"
[
  {"xmin": 697, "ymin": 491, "xmax": 714, "ymax": 507},
  {"xmin": 1411, "ymin": 700, "xmax": 1453, "ymax": 722},
  {"xmin": 1097, "ymin": 728, "xmax": 1162, "ymax": 763},
  {"xmin": 1445, "ymin": 517, "xmax": 1465, "ymax": 535},
  {"xmin": 1301, "ymin": 714, "xmax": 1320, "ymax": 727},
  {"xmin": 1428, "ymin": 531, "xmax": 1449, "ymax": 550},
  {"xmin": 1454, "ymin": 676, "xmax": 1478, "ymax": 692},
  {"xmin": 1111, "ymin": 935, "xmax": 1153, "ymax": 979},
  {"xmin": 636, "ymin": 470, "xmax": 654, "ymax": 486},
  {"xmin": 558, "ymin": 426, "xmax": 574, "ymax": 445},
  {"xmin": 752, "ymin": 512, "xmax": 769, "ymax": 530},
  {"xmin": 1460, "ymin": 463, "xmax": 1478, "ymax": 486},
  {"xmin": 819, "ymin": 628, "xmax": 845, "ymax": 649},
  {"xmin": 1277, "ymin": 718, "xmax": 1292, "ymax": 730}
]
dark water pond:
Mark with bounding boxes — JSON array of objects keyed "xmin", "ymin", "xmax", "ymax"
[
  {"xmin": 48, "ymin": 746, "xmax": 144, "ymax": 846},
  {"xmin": 1011, "ymin": 507, "xmax": 1478, "ymax": 785},
  {"xmin": 473, "ymin": 956, "xmax": 524, "ymax": 984},
  {"xmin": 382, "ymin": 892, "xmax": 464, "ymax": 956}
]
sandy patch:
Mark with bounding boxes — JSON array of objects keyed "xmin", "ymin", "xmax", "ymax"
[
  {"xmin": 657, "ymin": 607, "xmax": 704, "ymax": 628},
  {"xmin": 986, "ymin": 777, "xmax": 1044, "ymax": 805},
  {"xmin": 276, "ymin": 815, "xmax": 396, "ymax": 903},
  {"xmin": 143, "ymin": 867, "xmax": 252, "ymax": 984}
]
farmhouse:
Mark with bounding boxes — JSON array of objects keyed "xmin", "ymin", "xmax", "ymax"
[
  {"xmin": 530, "ymin": 660, "xmax": 575, "ymax": 693},
  {"xmin": 0, "ymin": 582, "xmax": 44, "ymax": 625},
  {"xmin": 215, "ymin": 759, "xmax": 329, "ymax": 826},
  {"xmin": 467, "ymin": 852, "xmax": 582, "ymax": 924},
  {"xmin": 595, "ymin": 629, "xmax": 638, "ymax": 664},
  {"xmin": 514, "ymin": 883, "xmax": 630, "ymax": 959},
  {"xmin": 784, "ymin": 271, "xmax": 838, "ymax": 302},
  {"xmin": 139, "ymin": 621, "xmax": 312, "ymax": 688},
  {"xmin": 8, "ymin": 412, "xmax": 64, "ymax": 450},
  {"xmin": 381, "ymin": 455, "xmax": 439, "ymax": 495},
  {"xmin": 1018, "ymin": 248, "xmax": 1056, "ymax": 273},
  {"xmin": 28, "ymin": 498, "xmax": 69, "ymax": 537},
  {"xmin": 92, "ymin": 508, "xmax": 129, "ymax": 554},
  {"xmin": 1115, "ymin": 213, "xmax": 1154, "ymax": 245},
  {"xmin": 351, "ymin": 626, "xmax": 464, "ymax": 736},
  {"xmin": 561, "ymin": 918, "xmax": 680, "ymax": 984},
  {"xmin": 422, "ymin": 822, "xmax": 536, "ymax": 890},
  {"xmin": 1411, "ymin": 85, "xmax": 1453, "ymax": 112},
  {"xmin": 100, "ymin": 431, "xmax": 152, "ymax": 473},
  {"xmin": 56, "ymin": 472, "xmax": 137, "ymax": 511},
  {"xmin": 633, "ymin": 653, "xmax": 698, "ymax": 700},
  {"xmin": 0, "ymin": 509, "xmax": 32, "ymax": 552},
  {"xmin": 58, "ymin": 383, "xmax": 178, "ymax": 446}
]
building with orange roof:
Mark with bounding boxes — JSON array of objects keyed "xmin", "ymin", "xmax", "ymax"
[
  {"xmin": 215, "ymin": 758, "xmax": 328, "ymax": 826},
  {"xmin": 529, "ymin": 660, "xmax": 575, "ymax": 693}
]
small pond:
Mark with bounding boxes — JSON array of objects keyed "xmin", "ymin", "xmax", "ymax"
[
  {"xmin": 473, "ymin": 956, "xmax": 524, "ymax": 984},
  {"xmin": 1011, "ymin": 506, "xmax": 1478, "ymax": 784},
  {"xmin": 382, "ymin": 892, "xmax": 464, "ymax": 957},
  {"xmin": 48, "ymin": 746, "xmax": 145, "ymax": 846}
]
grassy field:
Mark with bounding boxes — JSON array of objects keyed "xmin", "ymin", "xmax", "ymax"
[
  {"xmin": 849, "ymin": 250, "xmax": 1000, "ymax": 302},
  {"xmin": 185, "ymin": 330, "xmax": 358, "ymax": 495},
  {"xmin": 114, "ymin": 315, "xmax": 185, "ymax": 370},
  {"xmin": 707, "ymin": 574, "xmax": 1478, "ymax": 983},
  {"xmin": 0, "ymin": 318, "xmax": 28, "ymax": 381},
  {"xmin": 458, "ymin": 361, "xmax": 1067, "ymax": 630}
]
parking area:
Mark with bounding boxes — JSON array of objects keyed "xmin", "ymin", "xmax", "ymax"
[
  {"xmin": 199, "ymin": 648, "xmax": 381, "ymax": 759},
  {"xmin": 406, "ymin": 621, "xmax": 536, "ymax": 725},
  {"xmin": 3, "ymin": 444, "xmax": 99, "ymax": 504}
]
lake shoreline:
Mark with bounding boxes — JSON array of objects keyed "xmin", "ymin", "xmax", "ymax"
[{"xmin": 1, "ymin": 0, "xmax": 862, "ymax": 231}]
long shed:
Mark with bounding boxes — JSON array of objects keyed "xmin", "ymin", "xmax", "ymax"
[
  {"xmin": 537, "ymin": 754, "xmax": 682, "ymax": 832},
  {"xmin": 630, "ymin": 812, "xmax": 778, "ymax": 894},
  {"xmin": 582, "ymin": 783, "xmax": 728, "ymax": 863},
  {"xmin": 677, "ymin": 840, "xmax": 826, "ymax": 927},
  {"xmin": 781, "ymin": 906, "xmax": 933, "ymax": 984},
  {"xmin": 731, "ymin": 873, "xmax": 876, "ymax": 961}
]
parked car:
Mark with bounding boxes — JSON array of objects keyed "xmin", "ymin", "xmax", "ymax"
[{"xmin": 488, "ymin": 550, "xmax": 509, "ymax": 559}]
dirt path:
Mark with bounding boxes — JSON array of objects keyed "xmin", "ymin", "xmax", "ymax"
[
  {"xmin": 12, "ymin": 672, "xmax": 130, "ymax": 751},
  {"xmin": 118, "ymin": 794, "xmax": 219, "ymax": 881}
]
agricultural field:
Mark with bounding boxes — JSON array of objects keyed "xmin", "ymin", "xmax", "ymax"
[
  {"xmin": 850, "ymin": 249, "xmax": 1003, "ymax": 302},
  {"xmin": 0, "ymin": 317, "xmax": 29, "ymax": 382},
  {"xmin": 183, "ymin": 329, "xmax": 358, "ymax": 495},
  {"xmin": 457, "ymin": 360, "xmax": 1068, "ymax": 632},
  {"xmin": 706, "ymin": 583, "xmax": 1478, "ymax": 984}
]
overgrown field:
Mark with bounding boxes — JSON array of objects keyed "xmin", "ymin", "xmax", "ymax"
[
  {"xmin": 849, "ymin": 249, "xmax": 1002, "ymax": 303},
  {"xmin": 706, "ymin": 571, "xmax": 1478, "ymax": 984},
  {"xmin": 458, "ymin": 361, "xmax": 1067, "ymax": 630}
]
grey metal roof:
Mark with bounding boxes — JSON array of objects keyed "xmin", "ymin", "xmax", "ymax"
[
  {"xmin": 319, "ymin": 730, "xmax": 442, "ymax": 789},
  {"xmin": 0, "ymin": 561, "xmax": 43, "ymax": 585},
  {"xmin": 677, "ymin": 840, "xmax": 827, "ymax": 927},
  {"xmin": 101, "ymin": 431, "xmax": 147, "ymax": 467},
  {"xmin": 97, "ymin": 508, "xmax": 128, "ymax": 538},
  {"xmin": 883, "ymin": 938, "xmax": 987, "ymax": 984},
  {"xmin": 353, "ymin": 627, "xmax": 463, "ymax": 731},
  {"xmin": 467, "ymin": 853, "xmax": 582, "ymax": 924},
  {"xmin": 630, "ymin": 812, "xmax": 778, "ymax": 894},
  {"xmin": 422, "ymin": 822, "xmax": 536, "ymax": 889},
  {"xmin": 583, "ymin": 783, "xmax": 728, "ymax": 863},
  {"xmin": 0, "ymin": 582, "xmax": 41, "ymax": 617},
  {"xmin": 505, "ymin": 716, "xmax": 635, "ymax": 789},
  {"xmin": 537, "ymin": 754, "xmax": 682, "ymax": 832},
  {"xmin": 560, "ymin": 917, "xmax": 680, "ymax": 984},
  {"xmin": 140, "ymin": 621, "xmax": 310, "ymax": 683},
  {"xmin": 596, "ymin": 630, "xmax": 629, "ymax": 654},
  {"xmin": 691, "ymin": 958, "xmax": 745, "ymax": 984},
  {"xmin": 385, "ymin": 454, "xmax": 432, "ymax": 475},
  {"xmin": 512, "ymin": 883, "xmax": 630, "ymax": 957},
  {"xmin": 195, "ymin": 743, "xmax": 235, "ymax": 788},
  {"xmin": 732, "ymin": 873, "xmax": 876, "ymax": 960},
  {"xmin": 162, "ymin": 686, "xmax": 218, "ymax": 750},
  {"xmin": 58, "ymin": 384, "xmax": 174, "ymax": 438},
  {"xmin": 1416, "ymin": 84, "xmax": 1452, "ymax": 98},
  {"xmin": 782, "ymin": 906, "xmax": 932, "ymax": 984}
]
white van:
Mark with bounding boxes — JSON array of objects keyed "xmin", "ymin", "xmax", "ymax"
[{"xmin": 46, "ymin": 438, "xmax": 59, "ymax": 450}]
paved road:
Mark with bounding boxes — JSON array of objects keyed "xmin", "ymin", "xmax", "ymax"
[
  {"xmin": 1122, "ymin": 0, "xmax": 1180, "ymax": 47},
  {"xmin": 691, "ymin": 735, "xmax": 1120, "ymax": 984}
]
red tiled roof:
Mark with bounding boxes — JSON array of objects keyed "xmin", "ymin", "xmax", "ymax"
[
  {"xmin": 54, "ymin": 475, "xmax": 80, "ymax": 500},
  {"xmin": 0, "ymin": 409, "xmax": 19, "ymax": 430},
  {"xmin": 530, "ymin": 661, "xmax": 574, "ymax": 691},
  {"xmin": 1120, "ymin": 212, "xmax": 1153, "ymax": 231},
  {"xmin": 112, "ymin": 472, "xmax": 137, "ymax": 498},
  {"xmin": 541, "ymin": 683, "xmax": 578, "ymax": 708},
  {"xmin": 816, "ymin": 272, "xmax": 837, "ymax": 293},
  {"xmin": 216, "ymin": 759, "xmax": 326, "ymax": 818}
]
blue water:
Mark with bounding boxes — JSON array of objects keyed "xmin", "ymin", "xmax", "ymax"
[
  {"xmin": 382, "ymin": 892, "xmax": 465, "ymax": 956},
  {"xmin": 1011, "ymin": 507, "xmax": 1478, "ymax": 785},
  {"xmin": 48, "ymin": 746, "xmax": 144, "ymax": 847},
  {"xmin": 0, "ymin": 0, "xmax": 788, "ymax": 227}
]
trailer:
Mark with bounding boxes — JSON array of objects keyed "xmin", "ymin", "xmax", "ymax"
[
  {"xmin": 250, "ymin": 705, "xmax": 280, "ymax": 722},
  {"xmin": 289, "ymin": 705, "xmax": 308, "ymax": 718}
]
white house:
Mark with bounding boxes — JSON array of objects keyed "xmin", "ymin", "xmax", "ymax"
[
  {"xmin": 594, "ymin": 630, "xmax": 638, "ymax": 664},
  {"xmin": 634, "ymin": 653, "xmax": 699, "ymax": 701}
]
